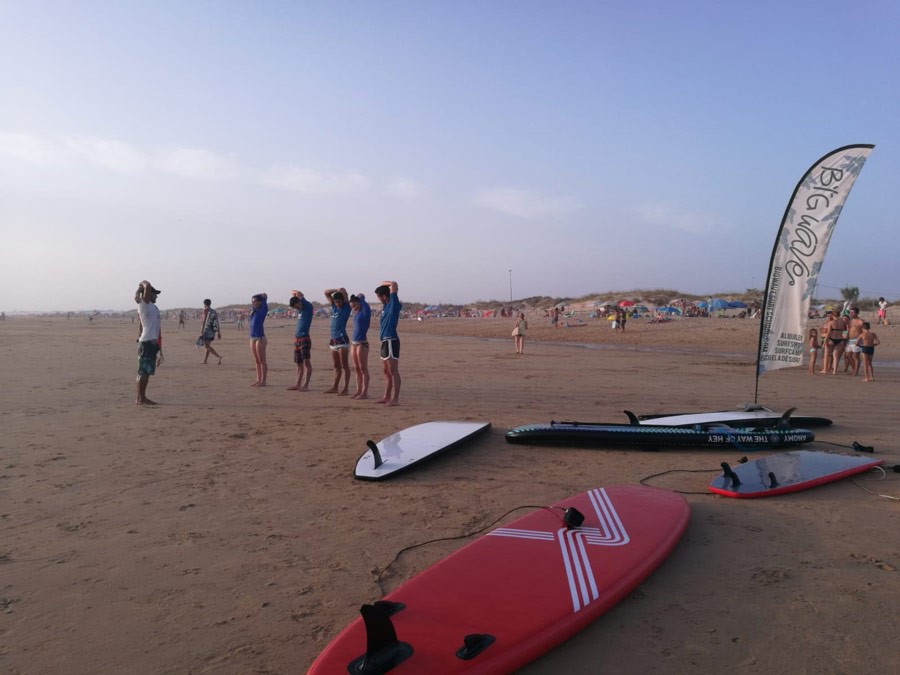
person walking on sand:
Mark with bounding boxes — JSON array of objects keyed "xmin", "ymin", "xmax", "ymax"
[
  {"xmin": 200, "ymin": 299, "xmax": 222, "ymax": 365},
  {"xmin": 324, "ymin": 288, "xmax": 351, "ymax": 395},
  {"xmin": 858, "ymin": 322, "xmax": 880, "ymax": 381},
  {"xmin": 375, "ymin": 280, "xmax": 402, "ymax": 405},
  {"xmin": 512, "ymin": 312, "xmax": 527, "ymax": 354},
  {"xmin": 135, "ymin": 280, "xmax": 162, "ymax": 405},
  {"xmin": 807, "ymin": 328, "xmax": 820, "ymax": 375},
  {"xmin": 248, "ymin": 293, "xmax": 268, "ymax": 386},
  {"xmin": 349, "ymin": 293, "xmax": 371, "ymax": 399},
  {"xmin": 288, "ymin": 291, "xmax": 313, "ymax": 392},
  {"xmin": 178, "ymin": 310, "xmax": 186, "ymax": 329}
]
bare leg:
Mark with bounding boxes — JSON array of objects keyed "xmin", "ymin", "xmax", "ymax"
[
  {"xmin": 135, "ymin": 374, "xmax": 156, "ymax": 405},
  {"xmin": 324, "ymin": 349, "xmax": 341, "ymax": 393},
  {"xmin": 831, "ymin": 346, "xmax": 845, "ymax": 375},
  {"xmin": 375, "ymin": 359, "xmax": 393, "ymax": 404},
  {"xmin": 376, "ymin": 358, "xmax": 401, "ymax": 406},
  {"xmin": 338, "ymin": 349, "xmax": 351, "ymax": 395},
  {"xmin": 251, "ymin": 339, "xmax": 268, "ymax": 385}
]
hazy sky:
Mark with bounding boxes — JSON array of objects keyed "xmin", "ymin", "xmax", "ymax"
[{"xmin": 2, "ymin": 1, "xmax": 898, "ymax": 311}]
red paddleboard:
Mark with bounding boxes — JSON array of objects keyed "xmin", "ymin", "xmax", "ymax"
[
  {"xmin": 710, "ymin": 450, "xmax": 883, "ymax": 498},
  {"xmin": 308, "ymin": 485, "xmax": 689, "ymax": 674}
]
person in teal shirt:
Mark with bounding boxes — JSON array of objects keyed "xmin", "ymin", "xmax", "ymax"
[
  {"xmin": 374, "ymin": 280, "xmax": 402, "ymax": 405},
  {"xmin": 324, "ymin": 287, "xmax": 351, "ymax": 395}
]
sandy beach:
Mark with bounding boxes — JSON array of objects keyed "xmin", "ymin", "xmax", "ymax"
[{"xmin": 2, "ymin": 313, "xmax": 898, "ymax": 674}]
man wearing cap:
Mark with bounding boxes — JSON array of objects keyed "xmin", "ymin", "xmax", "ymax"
[
  {"xmin": 135, "ymin": 280, "xmax": 162, "ymax": 405},
  {"xmin": 324, "ymin": 287, "xmax": 351, "ymax": 395},
  {"xmin": 288, "ymin": 291, "xmax": 314, "ymax": 391},
  {"xmin": 374, "ymin": 280, "xmax": 402, "ymax": 406}
]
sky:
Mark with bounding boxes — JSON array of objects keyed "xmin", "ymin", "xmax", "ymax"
[{"xmin": 2, "ymin": 0, "xmax": 899, "ymax": 311}]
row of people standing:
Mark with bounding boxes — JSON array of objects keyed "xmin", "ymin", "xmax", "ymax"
[
  {"xmin": 247, "ymin": 281, "xmax": 403, "ymax": 405},
  {"xmin": 810, "ymin": 307, "xmax": 880, "ymax": 380}
]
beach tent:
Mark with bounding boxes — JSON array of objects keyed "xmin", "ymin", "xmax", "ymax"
[
  {"xmin": 709, "ymin": 298, "xmax": 730, "ymax": 310},
  {"xmin": 729, "ymin": 300, "xmax": 748, "ymax": 308},
  {"xmin": 694, "ymin": 300, "xmax": 708, "ymax": 308},
  {"xmin": 634, "ymin": 305, "xmax": 649, "ymax": 312},
  {"xmin": 657, "ymin": 306, "xmax": 682, "ymax": 315}
]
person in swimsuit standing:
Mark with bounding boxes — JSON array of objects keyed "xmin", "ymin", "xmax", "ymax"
[
  {"xmin": 349, "ymin": 293, "xmax": 371, "ymax": 399},
  {"xmin": 807, "ymin": 328, "xmax": 820, "ymax": 375},
  {"xmin": 375, "ymin": 280, "xmax": 402, "ymax": 406},
  {"xmin": 324, "ymin": 288, "xmax": 351, "ymax": 395},
  {"xmin": 827, "ymin": 310, "xmax": 849, "ymax": 375},
  {"xmin": 844, "ymin": 307, "xmax": 864, "ymax": 375},
  {"xmin": 248, "ymin": 293, "xmax": 268, "ymax": 386},
  {"xmin": 858, "ymin": 322, "xmax": 880, "ymax": 381},
  {"xmin": 512, "ymin": 311, "xmax": 527, "ymax": 354},
  {"xmin": 288, "ymin": 291, "xmax": 313, "ymax": 392}
]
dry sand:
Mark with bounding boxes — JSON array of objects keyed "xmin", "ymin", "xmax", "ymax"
[{"xmin": 1, "ymin": 313, "xmax": 898, "ymax": 674}]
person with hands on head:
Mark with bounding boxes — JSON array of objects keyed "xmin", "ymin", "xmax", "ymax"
[
  {"xmin": 248, "ymin": 292, "xmax": 268, "ymax": 386},
  {"xmin": 348, "ymin": 293, "xmax": 371, "ymax": 399},
  {"xmin": 288, "ymin": 290, "xmax": 314, "ymax": 392},
  {"xmin": 324, "ymin": 287, "xmax": 351, "ymax": 395},
  {"xmin": 374, "ymin": 280, "xmax": 402, "ymax": 406}
]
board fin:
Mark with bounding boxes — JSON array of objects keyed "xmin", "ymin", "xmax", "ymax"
[
  {"xmin": 720, "ymin": 462, "xmax": 741, "ymax": 488},
  {"xmin": 775, "ymin": 407, "xmax": 797, "ymax": 428},
  {"xmin": 347, "ymin": 603, "xmax": 413, "ymax": 674},
  {"xmin": 456, "ymin": 633, "xmax": 495, "ymax": 660},
  {"xmin": 366, "ymin": 440, "xmax": 385, "ymax": 469},
  {"xmin": 623, "ymin": 410, "xmax": 640, "ymax": 426},
  {"xmin": 767, "ymin": 471, "xmax": 779, "ymax": 489}
]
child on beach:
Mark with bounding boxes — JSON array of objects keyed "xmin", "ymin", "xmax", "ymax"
[
  {"xmin": 858, "ymin": 322, "xmax": 880, "ymax": 382},
  {"xmin": 807, "ymin": 328, "xmax": 820, "ymax": 375}
]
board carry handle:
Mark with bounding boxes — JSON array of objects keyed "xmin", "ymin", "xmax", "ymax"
[
  {"xmin": 366, "ymin": 440, "xmax": 385, "ymax": 469},
  {"xmin": 456, "ymin": 633, "xmax": 496, "ymax": 660},
  {"xmin": 347, "ymin": 603, "xmax": 413, "ymax": 674}
]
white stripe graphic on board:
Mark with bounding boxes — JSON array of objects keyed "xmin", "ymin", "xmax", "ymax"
[{"xmin": 485, "ymin": 488, "xmax": 631, "ymax": 613}]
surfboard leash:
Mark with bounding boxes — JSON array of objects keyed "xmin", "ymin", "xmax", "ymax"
[
  {"xmin": 373, "ymin": 504, "xmax": 573, "ymax": 595},
  {"xmin": 638, "ymin": 468, "xmax": 721, "ymax": 495}
]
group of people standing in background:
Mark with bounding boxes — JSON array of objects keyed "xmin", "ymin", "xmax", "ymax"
[
  {"xmin": 808, "ymin": 305, "xmax": 881, "ymax": 381},
  {"xmin": 133, "ymin": 280, "xmax": 403, "ymax": 406}
]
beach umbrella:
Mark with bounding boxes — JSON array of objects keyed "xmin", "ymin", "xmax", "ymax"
[
  {"xmin": 634, "ymin": 305, "xmax": 649, "ymax": 312},
  {"xmin": 658, "ymin": 306, "xmax": 682, "ymax": 315},
  {"xmin": 710, "ymin": 298, "xmax": 730, "ymax": 310},
  {"xmin": 729, "ymin": 300, "xmax": 748, "ymax": 308},
  {"xmin": 618, "ymin": 300, "xmax": 635, "ymax": 307},
  {"xmin": 693, "ymin": 300, "xmax": 708, "ymax": 308}
]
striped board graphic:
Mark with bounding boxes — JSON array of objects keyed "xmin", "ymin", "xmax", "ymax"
[{"xmin": 308, "ymin": 485, "xmax": 689, "ymax": 674}]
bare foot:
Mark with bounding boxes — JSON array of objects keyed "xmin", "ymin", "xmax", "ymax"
[
  {"xmin": 218, "ymin": 357, "xmax": 222, "ymax": 365},
  {"xmin": 350, "ymin": 393, "xmax": 360, "ymax": 399},
  {"xmin": 287, "ymin": 385, "xmax": 300, "ymax": 390},
  {"xmin": 136, "ymin": 398, "xmax": 157, "ymax": 405},
  {"xmin": 298, "ymin": 386, "xmax": 309, "ymax": 392},
  {"xmin": 201, "ymin": 360, "xmax": 208, "ymax": 364},
  {"xmin": 375, "ymin": 397, "xmax": 389, "ymax": 404},
  {"xmin": 357, "ymin": 394, "xmax": 368, "ymax": 400},
  {"xmin": 323, "ymin": 387, "xmax": 338, "ymax": 394},
  {"xmin": 338, "ymin": 390, "xmax": 349, "ymax": 396},
  {"xmin": 385, "ymin": 400, "xmax": 399, "ymax": 406}
]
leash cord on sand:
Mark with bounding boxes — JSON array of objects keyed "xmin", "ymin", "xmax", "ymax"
[
  {"xmin": 375, "ymin": 505, "xmax": 556, "ymax": 594},
  {"xmin": 851, "ymin": 466, "xmax": 900, "ymax": 501},
  {"xmin": 639, "ymin": 468, "xmax": 720, "ymax": 494}
]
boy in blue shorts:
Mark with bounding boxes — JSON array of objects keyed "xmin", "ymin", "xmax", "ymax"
[{"xmin": 374, "ymin": 281, "xmax": 402, "ymax": 406}]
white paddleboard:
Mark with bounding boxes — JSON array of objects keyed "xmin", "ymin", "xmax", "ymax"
[
  {"xmin": 638, "ymin": 406, "xmax": 832, "ymax": 428},
  {"xmin": 354, "ymin": 421, "xmax": 491, "ymax": 481}
]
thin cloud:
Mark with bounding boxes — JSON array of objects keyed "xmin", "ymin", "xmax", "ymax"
[
  {"xmin": 473, "ymin": 188, "xmax": 581, "ymax": 220},
  {"xmin": 635, "ymin": 202, "xmax": 720, "ymax": 234},
  {"xmin": 155, "ymin": 147, "xmax": 239, "ymax": 181},
  {"xmin": 259, "ymin": 165, "xmax": 371, "ymax": 195},
  {"xmin": 0, "ymin": 132, "xmax": 67, "ymax": 166},
  {"xmin": 385, "ymin": 177, "xmax": 422, "ymax": 201},
  {"xmin": 65, "ymin": 137, "xmax": 147, "ymax": 173}
]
